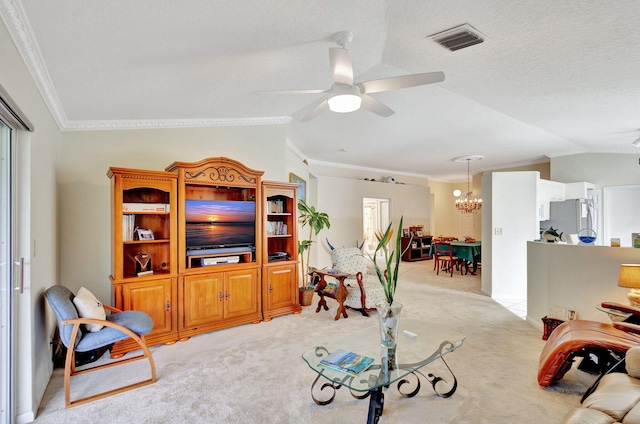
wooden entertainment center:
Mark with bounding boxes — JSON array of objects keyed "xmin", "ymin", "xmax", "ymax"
[{"xmin": 108, "ymin": 157, "xmax": 301, "ymax": 356}]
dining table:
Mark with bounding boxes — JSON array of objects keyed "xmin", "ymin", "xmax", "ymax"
[{"xmin": 430, "ymin": 241, "xmax": 481, "ymax": 275}]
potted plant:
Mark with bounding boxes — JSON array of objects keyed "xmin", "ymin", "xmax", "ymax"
[
  {"xmin": 369, "ymin": 216, "xmax": 408, "ymax": 347},
  {"xmin": 297, "ymin": 199, "xmax": 331, "ymax": 306}
]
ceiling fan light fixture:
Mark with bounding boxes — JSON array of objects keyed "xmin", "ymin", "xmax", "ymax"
[
  {"xmin": 327, "ymin": 85, "xmax": 362, "ymax": 113},
  {"xmin": 328, "ymin": 94, "xmax": 361, "ymax": 113}
]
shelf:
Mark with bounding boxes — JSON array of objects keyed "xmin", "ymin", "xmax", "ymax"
[
  {"xmin": 262, "ymin": 181, "xmax": 300, "ymax": 319},
  {"xmin": 123, "ymin": 211, "xmax": 170, "ymax": 215},
  {"xmin": 401, "ymin": 235, "xmax": 433, "ymax": 262},
  {"xmin": 121, "ymin": 269, "xmax": 172, "ymax": 281},
  {"xmin": 266, "ymin": 258, "xmax": 295, "ymax": 264},
  {"xmin": 124, "ymin": 239, "xmax": 170, "ymax": 245}
]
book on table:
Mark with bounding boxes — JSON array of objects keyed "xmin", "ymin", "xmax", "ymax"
[{"xmin": 318, "ymin": 348, "xmax": 374, "ymax": 376}]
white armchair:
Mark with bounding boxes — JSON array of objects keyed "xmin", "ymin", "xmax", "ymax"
[{"xmin": 330, "ymin": 247, "xmax": 387, "ymax": 316}]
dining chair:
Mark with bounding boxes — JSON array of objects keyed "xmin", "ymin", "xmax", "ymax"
[
  {"xmin": 45, "ymin": 285, "xmax": 157, "ymax": 407},
  {"xmin": 433, "ymin": 242, "xmax": 463, "ymax": 277}
]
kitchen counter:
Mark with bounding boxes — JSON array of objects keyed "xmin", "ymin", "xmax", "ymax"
[{"xmin": 527, "ymin": 241, "xmax": 640, "ymax": 328}]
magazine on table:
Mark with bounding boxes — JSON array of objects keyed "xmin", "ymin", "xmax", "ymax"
[{"xmin": 318, "ymin": 348, "xmax": 374, "ymax": 376}]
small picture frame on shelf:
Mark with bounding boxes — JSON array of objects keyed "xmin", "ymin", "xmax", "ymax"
[
  {"xmin": 416, "ymin": 231, "xmax": 423, "ymax": 237},
  {"xmin": 411, "ymin": 241, "xmax": 418, "ymax": 249},
  {"xmin": 402, "ymin": 228, "xmax": 409, "ymax": 237},
  {"xmin": 136, "ymin": 228, "xmax": 154, "ymax": 241}
]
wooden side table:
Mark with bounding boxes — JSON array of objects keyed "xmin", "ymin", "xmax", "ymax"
[
  {"xmin": 314, "ymin": 270, "xmax": 350, "ymax": 321},
  {"xmin": 541, "ymin": 316, "xmax": 565, "ymax": 340}
]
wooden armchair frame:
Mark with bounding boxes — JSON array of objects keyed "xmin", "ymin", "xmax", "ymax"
[
  {"xmin": 61, "ymin": 303, "xmax": 157, "ymax": 407},
  {"xmin": 45, "ymin": 285, "xmax": 157, "ymax": 408}
]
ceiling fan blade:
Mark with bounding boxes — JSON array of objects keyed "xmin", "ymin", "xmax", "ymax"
[
  {"xmin": 360, "ymin": 94, "xmax": 395, "ymax": 117},
  {"xmin": 329, "ymin": 47, "xmax": 354, "ymax": 86},
  {"xmin": 301, "ymin": 99, "xmax": 329, "ymax": 122},
  {"xmin": 252, "ymin": 88, "xmax": 328, "ymax": 95},
  {"xmin": 358, "ymin": 71, "xmax": 445, "ymax": 94}
]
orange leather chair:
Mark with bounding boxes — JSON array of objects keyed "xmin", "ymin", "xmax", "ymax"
[{"xmin": 538, "ymin": 303, "xmax": 640, "ymax": 388}]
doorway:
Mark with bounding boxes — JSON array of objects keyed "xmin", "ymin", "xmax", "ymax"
[{"xmin": 362, "ymin": 198, "xmax": 390, "ymax": 257}]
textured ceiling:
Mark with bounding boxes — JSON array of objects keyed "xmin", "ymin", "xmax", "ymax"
[{"xmin": 3, "ymin": 0, "xmax": 640, "ymax": 181}]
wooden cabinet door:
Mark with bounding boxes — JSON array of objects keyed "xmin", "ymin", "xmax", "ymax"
[
  {"xmin": 266, "ymin": 264, "xmax": 296, "ymax": 311},
  {"xmin": 121, "ymin": 277, "xmax": 174, "ymax": 335},
  {"xmin": 225, "ymin": 269, "xmax": 259, "ymax": 319},
  {"xmin": 182, "ymin": 273, "xmax": 224, "ymax": 328}
]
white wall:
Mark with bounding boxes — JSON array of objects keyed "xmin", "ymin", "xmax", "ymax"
[
  {"xmin": 0, "ymin": 18, "xmax": 62, "ymax": 423},
  {"xmin": 482, "ymin": 171, "xmax": 539, "ymax": 298},
  {"xmin": 427, "ymin": 179, "xmax": 481, "ymax": 240},
  {"xmin": 602, "ymin": 185, "xmax": 640, "ymax": 247},
  {"xmin": 527, "ymin": 242, "xmax": 640, "ymax": 327},
  {"xmin": 306, "ymin": 160, "xmax": 430, "ymax": 188},
  {"xmin": 481, "ymin": 174, "xmax": 493, "ymax": 295},
  {"xmin": 310, "ymin": 176, "xmax": 430, "ymax": 270},
  {"xmin": 59, "ymin": 126, "xmax": 288, "ymax": 303}
]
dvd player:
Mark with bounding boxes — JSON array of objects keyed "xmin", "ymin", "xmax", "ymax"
[{"xmin": 201, "ymin": 256, "xmax": 240, "ymax": 266}]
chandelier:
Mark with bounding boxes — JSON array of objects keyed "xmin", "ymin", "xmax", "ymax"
[{"xmin": 454, "ymin": 156, "xmax": 483, "ymax": 215}]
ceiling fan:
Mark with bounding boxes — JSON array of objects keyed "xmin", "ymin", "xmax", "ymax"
[{"xmin": 256, "ymin": 31, "xmax": 445, "ymax": 122}]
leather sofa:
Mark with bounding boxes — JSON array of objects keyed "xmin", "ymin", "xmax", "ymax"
[{"xmin": 561, "ymin": 345, "xmax": 640, "ymax": 423}]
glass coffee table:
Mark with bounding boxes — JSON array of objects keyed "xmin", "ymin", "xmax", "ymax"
[{"xmin": 301, "ymin": 319, "xmax": 465, "ymax": 423}]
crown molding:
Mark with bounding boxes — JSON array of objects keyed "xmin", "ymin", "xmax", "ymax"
[
  {"xmin": 63, "ymin": 116, "xmax": 292, "ymax": 131},
  {"xmin": 546, "ymin": 148, "xmax": 640, "ymax": 157},
  {"xmin": 285, "ymin": 138, "xmax": 308, "ymax": 164},
  {"xmin": 306, "ymin": 158, "xmax": 432, "ymax": 180},
  {"xmin": 0, "ymin": 0, "xmax": 68, "ymax": 129}
]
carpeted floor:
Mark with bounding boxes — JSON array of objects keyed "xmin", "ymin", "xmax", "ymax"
[{"xmin": 34, "ymin": 261, "xmax": 588, "ymax": 423}]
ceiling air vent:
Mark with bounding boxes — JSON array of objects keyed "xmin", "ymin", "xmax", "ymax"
[{"xmin": 429, "ymin": 24, "xmax": 485, "ymax": 52}]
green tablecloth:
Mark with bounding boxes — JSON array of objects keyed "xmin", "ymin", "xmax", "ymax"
[{"xmin": 430, "ymin": 241, "xmax": 481, "ymax": 263}]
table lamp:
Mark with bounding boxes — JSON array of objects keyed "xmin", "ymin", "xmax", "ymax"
[{"xmin": 618, "ymin": 264, "xmax": 640, "ymax": 306}]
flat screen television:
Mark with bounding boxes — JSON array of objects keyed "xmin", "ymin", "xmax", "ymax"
[{"xmin": 185, "ymin": 199, "xmax": 256, "ymax": 250}]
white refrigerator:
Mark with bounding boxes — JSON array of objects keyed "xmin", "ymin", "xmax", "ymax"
[{"xmin": 540, "ymin": 198, "xmax": 597, "ymax": 243}]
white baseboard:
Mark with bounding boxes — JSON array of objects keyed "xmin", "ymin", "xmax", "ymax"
[{"xmin": 16, "ymin": 410, "xmax": 35, "ymax": 424}]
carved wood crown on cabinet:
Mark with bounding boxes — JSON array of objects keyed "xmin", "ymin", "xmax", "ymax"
[
  {"xmin": 165, "ymin": 157, "xmax": 264, "ymax": 187},
  {"xmin": 107, "ymin": 167, "xmax": 176, "ymax": 181}
]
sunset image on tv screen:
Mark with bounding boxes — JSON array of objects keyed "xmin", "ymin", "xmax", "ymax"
[{"xmin": 185, "ymin": 200, "xmax": 254, "ymax": 223}]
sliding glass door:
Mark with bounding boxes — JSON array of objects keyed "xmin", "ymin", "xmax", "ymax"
[{"xmin": 0, "ymin": 118, "xmax": 15, "ymax": 424}]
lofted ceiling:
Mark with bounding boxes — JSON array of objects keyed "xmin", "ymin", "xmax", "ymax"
[{"xmin": 3, "ymin": 0, "xmax": 640, "ymax": 181}]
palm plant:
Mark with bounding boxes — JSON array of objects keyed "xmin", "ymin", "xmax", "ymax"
[{"xmin": 297, "ymin": 199, "xmax": 331, "ymax": 288}]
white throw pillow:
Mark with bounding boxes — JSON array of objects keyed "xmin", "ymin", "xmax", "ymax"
[{"xmin": 72, "ymin": 287, "xmax": 106, "ymax": 332}]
